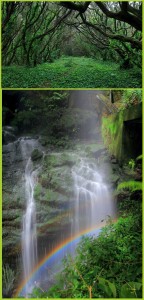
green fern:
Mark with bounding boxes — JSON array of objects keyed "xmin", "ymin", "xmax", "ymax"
[
  {"xmin": 136, "ymin": 154, "xmax": 142, "ymax": 161},
  {"xmin": 98, "ymin": 278, "xmax": 142, "ymax": 298},
  {"xmin": 117, "ymin": 181, "xmax": 142, "ymax": 192},
  {"xmin": 3, "ymin": 264, "xmax": 15, "ymax": 297},
  {"xmin": 128, "ymin": 159, "xmax": 135, "ymax": 170}
]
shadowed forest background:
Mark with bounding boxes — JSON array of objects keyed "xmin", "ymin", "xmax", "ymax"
[{"xmin": 2, "ymin": 1, "xmax": 142, "ymax": 88}]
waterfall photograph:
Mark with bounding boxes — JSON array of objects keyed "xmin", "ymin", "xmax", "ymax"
[{"xmin": 2, "ymin": 90, "xmax": 142, "ymax": 298}]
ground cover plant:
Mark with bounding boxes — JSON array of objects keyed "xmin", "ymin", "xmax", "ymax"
[{"xmin": 2, "ymin": 57, "xmax": 141, "ymax": 88}]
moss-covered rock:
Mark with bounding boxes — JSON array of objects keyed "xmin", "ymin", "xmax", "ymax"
[
  {"xmin": 33, "ymin": 151, "xmax": 75, "ymax": 233},
  {"xmin": 31, "ymin": 148, "xmax": 43, "ymax": 161},
  {"xmin": 102, "ymin": 104, "xmax": 142, "ymax": 163},
  {"xmin": 43, "ymin": 152, "xmax": 75, "ymax": 168}
]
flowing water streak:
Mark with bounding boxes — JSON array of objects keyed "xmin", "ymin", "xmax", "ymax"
[
  {"xmin": 72, "ymin": 157, "xmax": 115, "ymax": 235},
  {"xmin": 20, "ymin": 139, "xmax": 39, "ymax": 296}
]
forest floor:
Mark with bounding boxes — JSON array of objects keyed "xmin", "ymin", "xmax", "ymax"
[{"xmin": 2, "ymin": 56, "xmax": 142, "ymax": 88}]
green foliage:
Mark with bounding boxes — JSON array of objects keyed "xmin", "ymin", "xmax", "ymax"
[
  {"xmin": 128, "ymin": 159, "xmax": 135, "ymax": 170},
  {"xmin": 2, "ymin": 2, "xmax": 142, "ymax": 72},
  {"xmin": 11, "ymin": 110, "xmax": 35, "ymax": 128},
  {"xmin": 30, "ymin": 211, "xmax": 142, "ymax": 298},
  {"xmin": 117, "ymin": 181, "xmax": 142, "ymax": 192},
  {"xmin": 64, "ymin": 58, "xmax": 73, "ymax": 67},
  {"xmin": 136, "ymin": 154, "xmax": 142, "ymax": 161},
  {"xmin": 4, "ymin": 91, "xmax": 73, "ymax": 142},
  {"xmin": 97, "ymin": 278, "xmax": 141, "ymax": 298},
  {"xmin": 3, "ymin": 264, "xmax": 15, "ymax": 297},
  {"xmin": 120, "ymin": 282, "xmax": 142, "ymax": 298},
  {"xmin": 117, "ymin": 190, "xmax": 142, "ymax": 217},
  {"xmin": 109, "ymin": 39, "xmax": 142, "ymax": 70},
  {"xmin": 29, "ymin": 287, "xmax": 48, "ymax": 298},
  {"xmin": 30, "ymin": 279, "xmax": 142, "ymax": 298},
  {"xmin": 97, "ymin": 277, "xmax": 117, "ymax": 297},
  {"xmin": 2, "ymin": 57, "xmax": 142, "ymax": 88},
  {"xmin": 31, "ymin": 148, "xmax": 43, "ymax": 161},
  {"xmin": 34, "ymin": 183, "xmax": 43, "ymax": 200},
  {"xmin": 118, "ymin": 90, "xmax": 142, "ymax": 111},
  {"xmin": 45, "ymin": 189, "xmax": 58, "ymax": 202},
  {"xmin": 30, "ymin": 187, "xmax": 142, "ymax": 298}
]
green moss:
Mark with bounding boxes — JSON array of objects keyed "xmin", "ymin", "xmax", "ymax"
[
  {"xmin": 102, "ymin": 111, "xmax": 124, "ymax": 161},
  {"xmin": 34, "ymin": 183, "xmax": 43, "ymax": 200},
  {"xmin": 44, "ymin": 153, "xmax": 75, "ymax": 168},
  {"xmin": 44, "ymin": 154, "xmax": 58, "ymax": 167},
  {"xmin": 37, "ymin": 210, "xmax": 71, "ymax": 235},
  {"xmin": 102, "ymin": 104, "xmax": 142, "ymax": 163},
  {"xmin": 45, "ymin": 189, "xmax": 59, "ymax": 202},
  {"xmin": 31, "ymin": 148, "xmax": 43, "ymax": 161},
  {"xmin": 35, "ymin": 186, "xmax": 61, "ymax": 203},
  {"xmin": 3, "ymin": 209, "xmax": 23, "ymax": 221},
  {"xmin": 38, "ymin": 152, "xmax": 74, "ymax": 196},
  {"xmin": 2, "ymin": 225, "xmax": 21, "ymax": 255}
]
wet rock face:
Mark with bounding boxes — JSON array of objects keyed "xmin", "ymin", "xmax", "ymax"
[
  {"xmin": 3, "ymin": 137, "xmax": 121, "ymax": 293},
  {"xmin": 31, "ymin": 148, "xmax": 43, "ymax": 161},
  {"xmin": 2, "ymin": 138, "xmax": 22, "ymax": 196},
  {"xmin": 3, "ymin": 126, "xmax": 17, "ymax": 144},
  {"xmin": 35, "ymin": 152, "xmax": 76, "ymax": 240},
  {"xmin": 2, "ymin": 137, "xmax": 41, "ymax": 262},
  {"xmin": 2, "ymin": 137, "xmax": 76, "ymax": 261}
]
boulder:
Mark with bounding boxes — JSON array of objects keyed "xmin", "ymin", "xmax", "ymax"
[{"xmin": 31, "ymin": 148, "xmax": 43, "ymax": 161}]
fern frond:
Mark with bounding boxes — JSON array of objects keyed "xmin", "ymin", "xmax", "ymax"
[
  {"xmin": 136, "ymin": 154, "xmax": 142, "ymax": 161},
  {"xmin": 3, "ymin": 264, "xmax": 15, "ymax": 295},
  {"xmin": 117, "ymin": 181, "xmax": 142, "ymax": 192}
]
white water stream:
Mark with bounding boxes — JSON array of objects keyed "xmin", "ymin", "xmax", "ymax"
[
  {"xmin": 72, "ymin": 156, "xmax": 115, "ymax": 235},
  {"xmin": 22, "ymin": 158, "xmax": 37, "ymax": 295},
  {"xmin": 20, "ymin": 139, "xmax": 40, "ymax": 296},
  {"xmin": 30, "ymin": 154, "xmax": 116, "ymax": 295}
]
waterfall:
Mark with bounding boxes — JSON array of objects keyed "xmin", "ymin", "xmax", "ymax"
[
  {"xmin": 16, "ymin": 149, "xmax": 115, "ymax": 297},
  {"xmin": 20, "ymin": 139, "xmax": 40, "ymax": 296},
  {"xmin": 22, "ymin": 158, "xmax": 37, "ymax": 295},
  {"xmin": 72, "ymin": 157, "xmax": 115, "ymax": 235}
]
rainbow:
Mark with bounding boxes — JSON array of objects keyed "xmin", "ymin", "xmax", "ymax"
[{"xmin": 14, "ymin": 218, "xmax": 117, "ymax": 298}]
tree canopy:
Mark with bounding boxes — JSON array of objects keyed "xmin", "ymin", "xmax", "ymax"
[{"xmin": 2, "ymin": 1, "xmax": 142, "ymax": 67}]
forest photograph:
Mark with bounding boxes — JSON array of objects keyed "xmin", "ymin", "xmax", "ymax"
[
  {"xmin": 2, "ymin": 1, "xmax": 142, "ymax": 88},
  {"xmin": 2, "ymin": 90, "xmax": 142, "ymax": 298}
]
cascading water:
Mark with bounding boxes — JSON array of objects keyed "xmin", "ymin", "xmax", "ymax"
[
  {"xmin": 19, "ymin": 152, "xmax": 116, "ymax": 296},
  {"xmin": 72, "ymin": 156, "xmax": 115, "ymax": 236},
  {"xmin": 8, "ymin": 138, "xmax": 116, "ymax": 298},
  {"xmin": 20, "ymin": 139, "xmax": 41, "ymax": 296},
  {"xmin": 22, "ymin": 158, "xmax": 37, "ymax": 295}
]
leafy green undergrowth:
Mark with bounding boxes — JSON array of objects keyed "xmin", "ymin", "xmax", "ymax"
[
  {"xmin": 117, "ymin": 180, "xmax": 142, "ymax": 192},
  {"xmin": 3, "ymin": 264, "xmax": 15, "ymax": 298},
  {"xmin": 2, "ymin": 56, "xmax": 142, "ymax": 88},
  {"xmin": 30, "ymin": 191, "xmax": 142, "ymax": 298}
]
